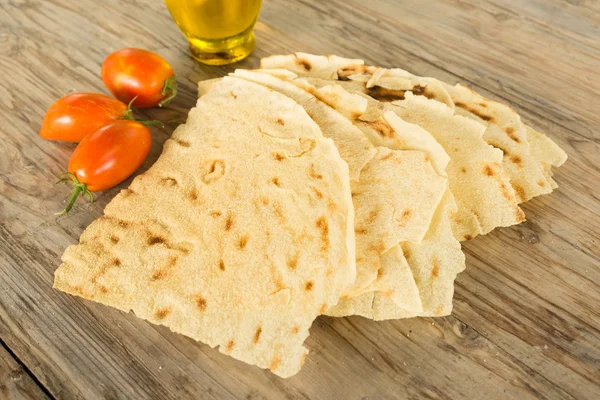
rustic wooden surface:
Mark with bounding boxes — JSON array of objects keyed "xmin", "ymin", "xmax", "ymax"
[
  {"xmin": 0, "ymin": 344, "xmax": 49, "ymax": 400},
  {"xmin": 0, "ymin": 0, "xmax": 598, "ymax": 398}
]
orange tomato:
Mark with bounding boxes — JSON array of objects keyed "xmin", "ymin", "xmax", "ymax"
[
  {"xmin": 40, "ymin": 93, "xmax": 128, "ymax": 142},
  {"xmin": 101, "ymin": 48, "xmax": 178, "ymax": 108},
  {"xmin": 57, "ymin": 120, "xmax": 152, "ymax": 214}
]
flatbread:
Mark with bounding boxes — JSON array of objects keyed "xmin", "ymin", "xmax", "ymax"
[
  {"xmin": 250, "ymin": 70, "xmax": 465, "ymax": 319},
  {"xmin": 360, "ymin": 66, "xmax": 553, "ymax": 202},
  {"xmin": 54, "ymin": 77, "xmax": 356, "ymax": 378},
  {"xmin": 272, "ymin": 70, "xmax": 524, "ymax": 241},
  {"xmin": 362, "ymin": 69, "xmax": 567, "ymax": 198},
  {"xmin": 230, "ymin": 71, "xmax": 446, "ymax": 301},
  {"xmin": 328, "ymin": 190, "xmax": 464, "ymax": 320},
  {"xmin": 438, "ymin": 82, "xmax": 553, "ymax": 202},
  {"xmin": 336, "ymin": 81, "xmax": 523, "ymax": 240},
  {"xmin": 231, "ymin": 69, "xmax": 376, "ymax": 182},
  {"xmin": 328, "ymin": 189, "xmax": 464, "ymax": 320},
  {"xmin": 260, "ymin": 53, "xmax": 567, "ymax": 204},
  {"xmin": 349, "ymin": 146, "xmax": 447, "ymax": 299},
  {"xmin": 327, "ymin": 246, "xmax": 421, "ymax": 319},
  {"xmin": 260, "ymin": 52, "xmax": 364, "ymax": 80},
  {"xmin": 259, "ymin": 56, "xmax": 526, "ymax": 240},
  {"xmin": 304, "ymin": 81, "xmax": 450, "ymax": 176},
  {"xmin": 389, "ymin": 93, "xmax": 524, "ymax": 240},
  {"xmin": 307, "ymin": 87, "xmax": 464, "ymax": 318},
  {"xmin": 287, "ymin": 79, "xmax": 465, "ymax": 312},
  {"xmin": 525, "ymin": 125, "xmax": 568, "ymax": 190}
]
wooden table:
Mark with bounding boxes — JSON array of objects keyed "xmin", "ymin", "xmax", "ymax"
[{"xmin": 1, "ymin": 1, "xmax": 598, "ymax": 399}]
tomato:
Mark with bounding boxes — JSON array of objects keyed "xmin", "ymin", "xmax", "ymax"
[
  {"xmin": 40, "ymin": 93, "xmax": 128, "ymax": 142},
  {"xmin": 57, "ymin": 120, "xmax": 152, "ymax": 214},
  {"xmin": 101, "ymin": 48, "xmax": 178, "ymax": 108}
]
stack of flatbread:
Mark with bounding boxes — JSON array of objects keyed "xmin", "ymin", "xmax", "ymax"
[{"xmin": 53, "ymin": 53, "xmax": 566, "ymax": 378}]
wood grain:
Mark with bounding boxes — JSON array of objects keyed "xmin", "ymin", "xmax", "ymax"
[
  {"xmin": 0, "ymin": 0, "xmax": 598, "ymax": 399},
  {"xmin": 0, "ymin": 343, "xmax": 49, "ymax": 400}
]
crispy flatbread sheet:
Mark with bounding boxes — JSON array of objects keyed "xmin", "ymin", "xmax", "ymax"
[
  {"xmin": 328, "ymin": 190, "xmax": 465, "ymax": 320},
  {"xmin": 254, "ymin": 72, "xmax": 465, "ymax": 318},
  {"xmin": 382, "ymin": 114, "xmax": 465, "ymax": 317},
  {"xmin": 307, "ymin": 86, "xmax": 465, "ymax": 318},
  {"xmin": 330, "ymin": 78, "xmax": 523, "ymax": 240},
  {"xmin": 439, "ymin": 83, "xmax": 553, "ymax": 202},
  {"xmin": 303, "ymin": 81, "xmax": 450, "ymax": 176},
  {"xmin": 326, "ymin": 291, "xmax": 376, "ymax": 319},
  {"xmin": 260, "ymin": 53, "xmax": 567, "ymax": 203},
  {"xmin": 362, "ymin": 68, "xmax": 568, "ymax": 197},
  {"xmin": 399, "ymin": 188, "xmax": 465, "ymax": 317},
  {"xmin": 259, "ymin": 56, "xmax": 525, "ymax": 240},
  {"xmin": 260, "ymin": 52, "xmax": 364, "ymax": 80},
  {"xmin": 54, "ymin": 77, "xmax": 356, "ymax": 378},
  {"xmin": 282, "ymin": 72, "xmax": 524, "ymax": 241},
  {"xmin": 230, "ymin": 71, "xmax": 446, "ymax": 301},
  {"xmin": 327, "ymin": 246, "xmax": 421, "ymax": 318},
  {"xmin": 337, "ymin": 67, "xmax": 552, "ymax": 203},
  {"xmin": 389, "ymin": 93, "xmax": 524, "ymax": 240},
  {"xmin": 231, "ymin": 70, "xmax": 376, "ymax": 182},
  {"xmin": 289, "ymin": 81, "xmax": 464, "ymax": 308},
  {"xmin": 362, "ymin": 67, "xmax": 554, "ymax": 202},
  {"xmin": 349, "ymin": 147, "xmax": 446, "ymax": 300},
  {"xmin": 525, "ymin": 125, "xmax": 568, "ymax": 189}
]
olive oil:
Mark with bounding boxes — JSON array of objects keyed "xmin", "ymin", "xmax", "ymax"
[{"xmin": 165, "ymin": 0, "xmax": 262, "ymax": 65}]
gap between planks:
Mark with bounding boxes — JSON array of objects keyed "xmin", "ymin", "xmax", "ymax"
[{"xmin": 0, "ymin": 336, "xmax": 54, "ymax": 400}]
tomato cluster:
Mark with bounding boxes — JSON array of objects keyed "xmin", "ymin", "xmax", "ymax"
[{"xmin": 40, "ymin": 49, "xmax": 177, "ymax": 214}]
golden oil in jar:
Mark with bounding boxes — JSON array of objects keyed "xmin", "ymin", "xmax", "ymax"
[{"xmin": 165, "ymin": 0, "xmax": 262, "ymax": 65}]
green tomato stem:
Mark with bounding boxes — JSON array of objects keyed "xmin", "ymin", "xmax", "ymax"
[
  {"xmin": 120, "ymin": 96, "xmax": 164, "ymax": 128},
  {"xmin": 136, "ymin": 119, "xmax": 164, "ymax": 127},
  {"xmin": 122, "ymin": 96, "xmax": 138, "ymax": 120},
  {"xmin": 55, "ymin": 172, "xmax": 94, "ymax": 215},
  {"xmin": 159, "ymin": 75, "xmax": 178, "ymax": 107}
]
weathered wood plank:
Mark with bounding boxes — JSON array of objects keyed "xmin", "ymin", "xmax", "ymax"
[
  {"xmin": 0, "ymin": 343, "xmax": 49, "ymax": 400},
  {"xmin": 0, "ymin": 0, "xmax": 599, "ymax": 399},
  {"xmin": 259, "ymin": 0, "xmax": 600, "ymax": 140}
]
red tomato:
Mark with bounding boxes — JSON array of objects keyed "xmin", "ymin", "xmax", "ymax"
[
  {"xmin": 101, "ymin": 48, "xmax": 178, "ymax": 108},
  {"xmin": 40, "ymin": 93, "xmax": 128, "ymax": 142},
  {"xmin": 57, "ymin": 120, "xmax": 152, "ymax": 214}
]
